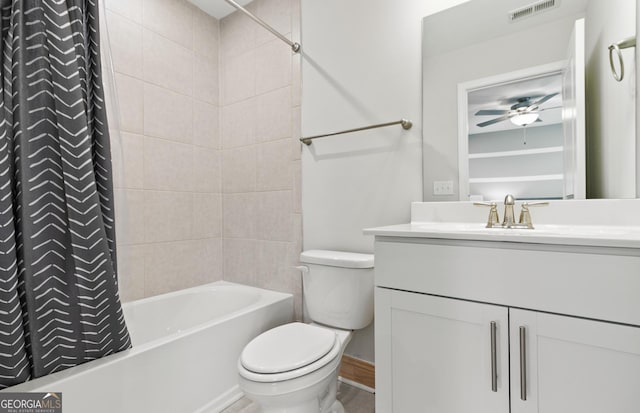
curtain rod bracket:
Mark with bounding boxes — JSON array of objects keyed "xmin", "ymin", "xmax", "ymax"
[{"xmin": 224, "ymin": 0, "xmax": 301, "ymax": 53}]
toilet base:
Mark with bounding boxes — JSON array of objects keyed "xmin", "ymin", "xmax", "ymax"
[
  {"xmin": 239, "ymin": 357, "xmax": 342, "ymax": 413},
  {"xmin": 329, "ymin": 400, "xmax": 345, "ymax": 413},
  {"xmin": 237, "ymin": 325, "xmax": 355, "ymax": 413}
]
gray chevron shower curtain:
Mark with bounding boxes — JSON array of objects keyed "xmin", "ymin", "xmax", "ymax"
[{"xmin": 0, "ymin": 0, "xmax": 131, "ymax": 388}]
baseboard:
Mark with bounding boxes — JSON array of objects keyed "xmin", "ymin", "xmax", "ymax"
[{"xmin": 338, "ymin": 355, "xmax": 375, "ymax": 390}]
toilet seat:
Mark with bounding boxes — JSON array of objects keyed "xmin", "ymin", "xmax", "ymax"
[{"xmin": 238, "ymin": 323, "xmax": 342, "ymax": 383}]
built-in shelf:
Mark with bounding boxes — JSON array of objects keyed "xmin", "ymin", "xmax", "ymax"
[
  {"xmin": 468, "ymin": 146, "xmax": 563, "ymax": 159},
  {"xmin": 469, "ymin": 174, "xmax": 564, "ymax": 184}
]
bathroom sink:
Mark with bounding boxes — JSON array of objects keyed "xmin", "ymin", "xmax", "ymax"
[
  {"xmin": 364, "ymin": 200, "xmax": 640, "ymax": 249},
  {"xmin": 364, "ymin": 222, "xmax": 640, "ymax": 249}
]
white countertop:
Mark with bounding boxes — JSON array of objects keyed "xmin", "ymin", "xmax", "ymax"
[
  {"xmin": 365, "ymin": 200, "xmax": 640, "ymax": 249},
  {"xmin": 364, "ymin": 222, "xmax": 640, "ymax": 249}
]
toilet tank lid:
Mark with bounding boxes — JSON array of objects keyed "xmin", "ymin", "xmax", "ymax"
[{"xmin": 299, "ymin": 250, "xmax": 374, "ymax": 268}]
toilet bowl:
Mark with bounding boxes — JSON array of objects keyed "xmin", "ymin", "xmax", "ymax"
[{"xmin": 236, "ymin": 250, "xmax": 374, "ymax": 413}]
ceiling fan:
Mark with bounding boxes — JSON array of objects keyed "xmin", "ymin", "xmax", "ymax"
[{"xmin": 474, "ymin": 93, "xmax": 560, "ymax": 128}]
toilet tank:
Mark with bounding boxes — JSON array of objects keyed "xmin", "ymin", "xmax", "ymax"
[{"xmin": 299, "ymin": 250, "xmax": 374, "ymax": 330}]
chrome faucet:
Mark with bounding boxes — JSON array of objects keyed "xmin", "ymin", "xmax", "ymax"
[
  {"xmin": 475, "ymin": 194, "xmax": 548, "ymax": 229},
  {"xmin": 502, "ymin": 194, "xmax": 516, "ymax": 228}
]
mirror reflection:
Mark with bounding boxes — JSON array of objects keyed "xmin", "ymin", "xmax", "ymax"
[
  {"xmin": 465, "ymin": 70, "xmax": 566, "ymax": 201},
  {"xmin": 422, "ymin": 0, "xmax": 637, "ymax": 201}
]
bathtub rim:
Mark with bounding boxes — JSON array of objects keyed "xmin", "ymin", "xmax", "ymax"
[{"xmin": 3, "ymin": 281, "xmax": 293, "ymax": 394}]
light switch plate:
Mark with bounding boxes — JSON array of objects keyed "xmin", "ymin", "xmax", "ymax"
[{"xmin": 433, "ymin": 180, "xmax": 454, "ymax": 195}]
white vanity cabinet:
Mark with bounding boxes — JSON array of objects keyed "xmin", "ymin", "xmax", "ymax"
[
  {"xmin": 509, "ymin": 309, "xmax": 640, "ymax": 413},
  {"xmin": 375, "ymin": 289, "xmax": 510, "ymax": 413},
  {"xmin": 373, "ymin": 237, "xmax": 640, "ymax": 413}
]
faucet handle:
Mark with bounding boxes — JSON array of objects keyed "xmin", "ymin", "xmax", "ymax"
[
  {"xmin": 518, "ymin": 201, "xmax": 549, "ymax": 229},
  {"xmin": 523, "ymin": 201, "xmax": 549, "ymax": 207},
  {"xmin": 474, "ymin": 202, "xmax": 500, "ymax": 228}
]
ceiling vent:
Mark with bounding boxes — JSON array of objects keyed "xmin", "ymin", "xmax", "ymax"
[{"xmin": 508, "ymin": 0, "xmax": 559, "ymax": 22}]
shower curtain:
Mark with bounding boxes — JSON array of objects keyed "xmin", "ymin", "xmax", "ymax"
[{"xmin": 0, "ymin": 0, "xmax": 130, "ymax": 388}]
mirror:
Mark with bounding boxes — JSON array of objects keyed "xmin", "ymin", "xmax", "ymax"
[{"xmin": 422, "ymin": 0, "xmax": 637, "ymax": 201}]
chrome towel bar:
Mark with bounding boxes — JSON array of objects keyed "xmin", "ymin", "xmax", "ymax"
[
  {"xmin": 609, "ymin": 36, "xmax": 636, "ymax": 82},
  {"xmin": 223, "ymin": 0, "xmax": 300, "ymax": 53},
  {"xmin": 300, "ymin": 119, "xmax": 413, "ymax": 146}
]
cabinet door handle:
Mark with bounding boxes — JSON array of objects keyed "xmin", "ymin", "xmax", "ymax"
[
  {"xmin": 519, "ymin": 326, "xmax": 527, "ymax": 401},
  {"xmin": 490, "ymin": 321, "xmax": 497, "ymax": 392}
]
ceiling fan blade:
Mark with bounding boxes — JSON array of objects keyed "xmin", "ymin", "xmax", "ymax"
[
  {"xmin": 532, "ymin": 92, "xmax": 559, "ymax": 106},
  {"xmin": 538, "ymin": 106, "xmax": 562, "ymax": 112},
  {"xmin": 477, "ymin": 115, "xmax": 511, "ymax": 127},
  {"xmin": 475, "ymin": 109, "xmax": 510, "ymax": 116}
]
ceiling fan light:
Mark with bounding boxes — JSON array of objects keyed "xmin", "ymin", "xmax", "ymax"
[{"xmin": 510, "ymin": 112, "xmax": 539, "ymax": 126}]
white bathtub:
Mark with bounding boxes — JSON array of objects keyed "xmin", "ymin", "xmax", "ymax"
[{"xmin": 6, "ymin": 281, "xmax": 293, "ymax": 413}]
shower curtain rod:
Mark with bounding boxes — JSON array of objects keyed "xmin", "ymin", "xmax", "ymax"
[
  {"xmin": 300, "ymin": 119, "xmax": 413, "ymax": 145},
  {"xmin": 223, "ymin": 0, "xmax": 301, "ymax": 53}
]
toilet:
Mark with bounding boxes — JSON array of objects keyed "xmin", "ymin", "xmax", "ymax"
[{"xmin": 237, "ymin": 250, "xmax": 374, "ymax": 413}]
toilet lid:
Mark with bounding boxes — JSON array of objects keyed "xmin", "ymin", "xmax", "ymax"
[{"xmin": 240, "ymin": 323, "xmax": 337, "ymax": 374}]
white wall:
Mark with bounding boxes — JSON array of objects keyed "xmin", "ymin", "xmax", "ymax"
[
  {"xmin": 585, "ymin": 0, "xmax": 636, "ymax": 198},
  {"xmin": 301, "ymin": 0, "xmax": 468, "ymax": 363}
]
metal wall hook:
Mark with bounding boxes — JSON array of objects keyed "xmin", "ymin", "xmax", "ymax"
[{"xmin": 609, "ymin": 36, "xmax": 636, "ymax": 82}]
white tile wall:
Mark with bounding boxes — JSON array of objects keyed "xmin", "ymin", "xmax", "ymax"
[
  {"xmin": 142, "ymin": 29, "xmax": 194, "ymax": 96},
  {"xmin": 222, "ymin": 51, "xmax": 256, "ymax": 105},
  {"xmin": 255, "ymin": 0, "xmax": 291, "ymax": 46},
  {"xmin": 194, "ymin": 9, "xmax": 220, "ymax": 62},
  {"xmin": 113, "ymin": 73, "xmax": 144, "ymax": 134},
  {"xmin": 143, "ymin": 137, "xmax": 194, "ymax": 191},
  {"xmin": 255, "ymin": 39, "xmax": 291, "ymax": 95},
  {"xmin": 194, "ymin": 58, "xmax": 220, "ymax": 105},
  {"xmin": 193, "ymin": 102, "xmax": 220, "ymax": 148},
  {"xmin": 106, "ymin": 0, "xmax": 143, "ymax": 23},
  {"xmin": 257, "ymin": 190, "xmax": 292, "ymax": 241},
  {"xmin": 106, "ymin": 0, "xmax": 222, "ymax": 301},
  {"xmin": 106, "ymin": 10, "xmax": 143, "ymax": 78},
  {"xmin": 144, "ymin": 190, "xmax": 194, "ymax": 242},
  {"xmin": 193, "ymin": 148, "xmax": 222, "ymax": 192},
  {"xmin": 143, "ymin": 84, "xmax": 194, "ymax": 143},
  {"xmin": 142, "ymin": 0, "xmax": 194, "ymax": 49},
  {"xmin": 122, "ymin": 136, "xmax": 145, "ymax": 188},
  {"xmin": 223, "ymin": 193, "xmax": 258, "ymax": 239},
  {"xmin": 220, "ymin": 0, "xmax": 303, "ymax": 320},
  {"xmin": 106, "ymin": 0, "xmax": 301, "ymax": 316},
  {"xmin": 193, "ymin": 193, "xmax": 223, "ymax": 239},
  {"xmin": 257, "ymin": 140, "xmax": 291, "ymax": 191},
  {"xmin": 256, "ymin": 87, "xmax": 292, "ymax": 142},
  {"xmin": 114, "ymin": 189, "xmax": 146, "ymax": 246},
  {"xmin": 221, "ymin": 99, "xmax": 257, "ymax": 149},
  {"xmin": 223, "ymin": 239, "xmax": 258, "ymax": 286},
  {"xmin": 220, "ymin": 4, "xmax": 257, "ymax": 59},
  {"xmin": 116, "ymin": 245, "xmax": 146, "ymax": 301},
  {"xmin": 222, "ymin": 146, "xmax": 257, "ymax": 192}
]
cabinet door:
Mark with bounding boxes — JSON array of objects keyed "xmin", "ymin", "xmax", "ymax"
[
  {"xmin": 510, "ymin": 309, "xmax": 640, "ymax": 413},
  {"xmin": 376, "ymin": 288, "xmax": 509, "ymax": 413}
]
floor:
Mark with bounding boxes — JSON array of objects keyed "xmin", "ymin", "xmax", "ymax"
[{"xmin": 221, "ymin": 381, "xmax": 375, "ymax": 412}]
